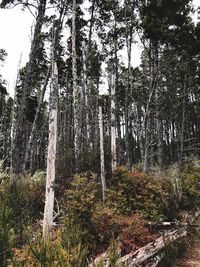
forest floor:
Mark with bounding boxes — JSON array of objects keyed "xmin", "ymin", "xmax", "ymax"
[
  {"xmin": 174, "ymin": 244, "xmax": 200, "ymax": 266},
  {"xmin": 174, "ymin": 229, "xmax": 200, "ymax": 267}
]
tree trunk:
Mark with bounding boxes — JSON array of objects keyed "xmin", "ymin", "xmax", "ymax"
[
  {"xmin": 179, "ymin": 72, "xmax": 187, "ymax": 165},
  {"xmin": 82, "ymin": 41, "xmax": 90, "ymax": 145},
  {"xmin": 72, "ymin": 0, "xmax": 81, "ymax": 171},
  {"xmin": 99, "ymin": 106, "xmax": 106, "ymax": 203},
  {"xmin": 43, "ymin": 61, "xmax": 58, "ymax": 240},
  {"xmin": 124, "ymin": 0, "xmax": 134, "ymax": 170},
  {"xmin": 110, "ymin": 64, "xmax": 117, "ymax": 172},
  {"xmin": 153, "ymin": 42, "xmax": 163, "ymax": 169}
]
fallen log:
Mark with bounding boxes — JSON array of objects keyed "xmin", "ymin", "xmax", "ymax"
[
  {"xmin": 90, "ymin": 210, "xmax": 200, "ymax": 267},
  {"xmin": 90, "ymin": 229, "xmax": 186, "ymax": 267},
  {"xmin": 116, "ymin": 229, "xmax": 186, "ymax": 267},
  {"xmin": 145, "ymin": 221, "xmax": 199, "ymax": 229}
]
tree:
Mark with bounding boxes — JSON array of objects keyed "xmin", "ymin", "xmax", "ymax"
[
  {"xmin": 10, "ymin": 0, "xmax": 47, "ymax": 175},
  {"xmin": 43, "ymin": 23, "xmax": 59, "ymax": 238}
]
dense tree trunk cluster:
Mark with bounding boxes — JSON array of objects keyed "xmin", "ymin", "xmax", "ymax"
[{"xmin": 0, "ymin": 0, "xmax": 199, "ymax": 175}]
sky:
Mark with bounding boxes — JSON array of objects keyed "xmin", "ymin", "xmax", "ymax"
[{"xmin": 0, "ymin": 0, "xmax": 199, "ymax": 97}]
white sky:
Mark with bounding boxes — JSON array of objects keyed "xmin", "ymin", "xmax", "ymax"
[
  {"xmin": 0, "ymin": 6, "xmax": 33, "ymax": 95},
  {"xmin": 0, "ymin": 0, "xmax": 199, "ymax": 97}
]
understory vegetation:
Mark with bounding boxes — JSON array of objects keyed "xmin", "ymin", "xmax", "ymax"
[{"xmin": 0, "ymin": 159, "xmax": 200, "ymax": 266}]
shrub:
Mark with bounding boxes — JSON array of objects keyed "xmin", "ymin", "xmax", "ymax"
[
  {"xmin": 91, "ymin": 206, "xmax": 122, "ymax": 253},
  {"xmin": 0, "ymin": 175, "xmax": 45, "ymax": 259},
  {"xmin": 11, "ymin": 226, "xmax": 88, "ymax": 267},
  {"xmin": 181, "ymin": 163, "xmax": 200, "ymax": 209},
  {"xmin": 0, "ymin": 199, "xmax": 14, "ymax": 267},
  {"xmin": 118, "ymin": 213, "xmax": 157, "ymax": 254},
  {"xmin": 107, "ymin": 166, "xmax": 172, "ymax": 220},
  {"xmin": 106, "ymin": 167, "xmax": 138, "ymax": 215},
  {"xmin": 61, "ymin": 172, "xmax": 101, "ymax": 250}
]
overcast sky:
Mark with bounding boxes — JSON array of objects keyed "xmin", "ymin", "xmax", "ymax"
[{"xmin": 0, "ymin": 0, "xmax": 199, "ymax": 97}]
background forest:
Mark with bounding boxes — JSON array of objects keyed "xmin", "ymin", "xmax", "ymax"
[{"xmin": 0, "ymin": 0, "xmax": 200, "ymax": 266}]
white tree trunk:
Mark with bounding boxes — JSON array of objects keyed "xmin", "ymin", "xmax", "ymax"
[
  {"xmin": 43, "ymin": 61, "xmax": 58, "ymax": 240},
  {"xmin": 82, "ymin": 41, "xmax": 90, "ymax": 144},
  {"xmin": 111, "ymin": 65, "xmax": 117, "ymax": 172},
  {"xmin": 99, "ymin": 106, "xmax": 106, "ymax": 203},
  {"xmin": 72, "ymin": 0, "xmax": 81, "ymax": 170}
]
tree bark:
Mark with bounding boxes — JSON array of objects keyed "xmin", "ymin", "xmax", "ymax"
[
  {"xmin": 72, "ymin": 0, "xmax": 81, "ymax": 171},
  {"xmin": 82, "ymin": 41, "xmax": 90, "ymax": 145},
  {"xmin": 110, "ymin": 64, "xmax": 117, "ymax": 172},
  {"xmin": 43, "ymin": 61, "xmax": 58, "ymax": 240},
  {"xmin": 99, "ymin": 106, "xmax": 106, "ymax": 203}
]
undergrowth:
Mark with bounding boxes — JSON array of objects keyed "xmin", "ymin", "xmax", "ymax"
[{"xmin": 0, "ymin": 160, "xmax": 199, "ymax": 265}]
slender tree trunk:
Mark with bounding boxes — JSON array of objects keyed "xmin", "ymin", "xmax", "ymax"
[
  {"xmin": 179, "ymin": 72, "xmax": 187, "ymax": 165},
  {"xmin": 110, "ymin": 64, "xmax": 117, "ymax": 172},
  {"xmin": 72, "ymin": 0, "xmax": 81, "ymax": 171},
  {"xmin": 99, "ymin": 106, "xmax": 106, "ymax": 203},
  {"xmin": 82, "ymin": 41, "xmax": 90, "ymax": 144},
  {"xmin": 143, "ymin": 41, "xmax": 154, "ymax": 173},
  {"xmin": 153, "ymin": 42, "xmax": 163, "ymax": 169},
  {"xmin": 43, "ymin": 61, "xmax": 58, "ymax": 240}
]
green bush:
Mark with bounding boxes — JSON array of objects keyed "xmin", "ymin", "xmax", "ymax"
[
  {"xmin": 0, "ymin": 197, "xmax": 14, "ymax": 267},
  {"xmin": 181, "ymin": 163, "xmax": 200, "ymax": 209},
  {"xmin": 106, "ymin": 166, "xmax": 172, "ymax": 220},
  {"xmin": 61, "ymin": 172, "xmax": 101, "ymax": 251},
  {"xmin": 11, "ymin": 225, "xmax": 88, "ymax": 267}
]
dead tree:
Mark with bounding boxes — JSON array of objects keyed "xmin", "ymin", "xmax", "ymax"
[{"xmin": 43, "ymin": 56, "xmax": 59, "ymax": 239}]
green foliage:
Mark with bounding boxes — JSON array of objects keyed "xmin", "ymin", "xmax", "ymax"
[
  {"xmin": 107, "ymin": 166, "xmax": 172, "ymax": 220},
  {"xmin": 11, "ymin": 225, "xmax": 87, "ymax": 267},
  {"xmin": 62, "ymin": 172, "xmax": 101, "ymax": 249},
  {"xmin": 0, "ymin": 194, "xmax": 14, "ymax": 267},
  {"xmin": 0, "ymin": 175, "xmax": 45, "ymax": 258},
  {"xmin": 159, "ymin": 241, "xmax": 178, "ymax": 267},
  {"xmin": 30, "ymin": 171, "xmax": 46, "ymax": 184},
  {"xmin": 106, "ymin": 167, "xmax": 137, "ymax": 214},
  {"xmin": 108, "ymin": 237, "xmax": 118, "ymax": 267},
  {"xmin": 181, "ymin": 161, "xmax": 200, "ymax": 209},
  {"xmin": 91, "ymin": 206, "xmax": 121, "ymax": 246},
  {"xmin": 0, "ymin": 161, "xmax": 9, "ymax": 181}
]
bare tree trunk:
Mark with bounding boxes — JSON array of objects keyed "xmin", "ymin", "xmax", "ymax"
[
  {"xmin": 179, "ymin": 72, "xmax": 187, "ymax": 165},
  {"xmin": 72, "ymin": 0, "xmax": 81, "ymax": 171},
  {"xmin": 153, "ymin": 42, "xmax": 163, "ymax": 169},
  {"xmin": 82, "ymin": 41, "xmax": 90, "ymax": 144},
  {"xmin": 110, "ymin": 64, "xmax": 117, "ymax": 172},
  {"xmin": 143, "ymin": 40, "xmax": 156, "ymax": 173},
  {"xmin": 99, "ymin": 106, "xmax": 106, "ymax": 203},
  {"xmin": 143, "ymin": 118, "xmax": 150, "ymax": 173},
  {"xmin": 43, "ymin": 61, "xmax": 58, "ymax": 240}
]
